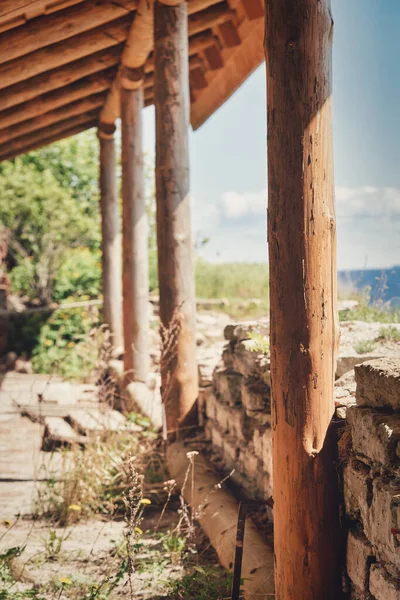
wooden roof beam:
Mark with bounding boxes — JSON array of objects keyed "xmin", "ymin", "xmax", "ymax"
[
  {"xmin": 0, "ymin": 113, "xmax": 98, "ymax": 162},
  {"xmin": 0, "ymin": 45, "xmax": 124, "ymax": 113},
  {"xmin": 100, "ymin": 0, "xmax": 233, "ymax": 126},
  {"xmin": 0, "ymin": 16, "xmax": 131, "ymax": 92},
  {"xmin": 0, "ymin": 68, "xmax": 116, "ymax": 131},
  {"xmin": 0, "ymin": 93, "xmax": 107, "ymax": 146},
  {"xmin": 0, "ymin": 0, "xmax": 136, "ymax": 65},
  {"xmin": 0, "ymin": 0, "xmax": 85, "ymax": 34}
]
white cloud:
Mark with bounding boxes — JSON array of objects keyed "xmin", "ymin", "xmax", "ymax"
[
  {"xmin": 336, "ymin": 186, "xmax": 400, "ymax": 220},
  {"xmin": 191, "ymin": 196, "xmax": 221, "ymax": 231},
  {"xmin": 221, "ymin": 189, "xmax": 266, "ymax": 219}
]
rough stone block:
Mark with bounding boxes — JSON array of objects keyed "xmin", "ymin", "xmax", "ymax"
[
  {"xmin": 369, "ymin": 564, "xmax": 400, "ymax": 600},
  {"xmin": 222, "ymin": 344, "xmax": 234, "ymax": 368},
  {"xmin": 232, "ymin": 340, "xmax": 260, "ymax": 377},
  {"xmin": 210, "ymin": 426, "xmax": 224, "ymax": 450},
  {"xmin": 347, "ymin": 406, "xmax": 400, "ymax": 465},
  {"xmin": 223, "ymin": 438, "xmax": 239, "ymax": 467},
  {"xmin": 213, "ymin": 368, "xmax": 243, "ymax": 407},
  {"xmin": 239, "ymin": 446, "xmax": 261, "ymax": 479},
  {"xmin": 204, "ymin": 388, "xmax": 218, "ymax": 421},
  {"xmin": 364, "ymin": 476, "xmax": 400, "ymax": 568},
  {"xmin": 343, "ymin": 459, "xmax": 372, "ymax": 523},
  {"xmin": 223, "ymin": 320, "xmax": 269, "ymax": 342},
  {"xmin": 253, "ymin": 429, "xmax": 263, "ymax": 459},
  {"xmin": 241, "ymin": 376, "xmax": 270, "ymax": 417},
  {"xmin": 337, "ymin": 354, "xmax": 381, "ymax": 379},
  {"xmin": 355, "ymin": 358, "xmax": 400, "ymax": 411},
  {"xmin": 214, "ymin": 401, "xmax": 230, "ymax": 433},
  {"xmin": 346, "ymin": 530, "xmax": 374, "ymax": 590}
]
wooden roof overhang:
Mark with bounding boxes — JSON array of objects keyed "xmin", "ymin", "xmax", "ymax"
[{"xmin": 0, "ymin": 0, "xmax": 265, "ymax": 162}]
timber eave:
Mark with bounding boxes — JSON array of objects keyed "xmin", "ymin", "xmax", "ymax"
[{"xmin": 0, "ymin": 0, "xmax": 266, "ymax": 161}]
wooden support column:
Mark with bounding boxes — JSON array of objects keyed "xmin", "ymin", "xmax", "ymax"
[
  {"xmin": 154, "ymin": 0, "xmax": 198, "ymax": 435},
  {"xmin": 265, "ymin": 1, "xmax": 341, "ymax": 599},
  {"xmin": 120, "ymin": 82, "xmax": 150, "ymax": 384},
  {"xmin": 98, "ymin": 124, "xmax": 123, "ymax": 351}
]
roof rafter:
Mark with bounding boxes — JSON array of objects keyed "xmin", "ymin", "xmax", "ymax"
[
  {"xmin": 0, "ymin": 93, "xmax": 107, "ymax": 147},
  {"xmin": 0, "ymin": 0, "xmax": 85, "ymax": 33},
  {"xmin": 0, "ymin": 16, "xmax": 131, "ymax": 91},
  {"xmin": 0, "ymin": 45, "xmax": 124, "ymax": 113},
  {"xmin": 0, "ymin": 69, "xmax": 117, "ymax": 131},
  {"xmin": 0, "ymin": 119, "xmax": 98, "ymax": 163},
  {"xmin": 0, "ymin": 0, "xmax": 136, "ymax": 65}
]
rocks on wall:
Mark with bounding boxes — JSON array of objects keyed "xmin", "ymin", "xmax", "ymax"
[
  {"xmin": 344, "ymin": 358, "xmax": 400, "ymax": 599},
  {"xmin": 198, "ymin": 320, "xmax": 272, "ymax": 500}
]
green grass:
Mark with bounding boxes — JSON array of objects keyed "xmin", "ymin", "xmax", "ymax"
[
  {"xmin": 195, "ymin": 260, "xmax": 269, "ymax": 301},
  {"xmin": 353, "ymin": 339, "xmax": 376, "ymax": 354},
  {"xmin": 378, "ymin": 325, "xmax": 400, "ymax": 342}
]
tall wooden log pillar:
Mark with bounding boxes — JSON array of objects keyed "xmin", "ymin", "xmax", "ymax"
[
  {"xmin": 154, "ymin": 0, "xmax": 198, "ymax": 436},
  {"xmin": 120, "ymin": 78, "xmax": 150, "ymax": 384},
  {"xmin": 98, "ymin": 124, "xmax": 123, "ymax": 350},
  {"xmin": 265, "ymin": 1, "xmax": 341, "ymax": 599}
]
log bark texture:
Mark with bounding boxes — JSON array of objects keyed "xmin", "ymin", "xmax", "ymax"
[
  {"xmin": 265, "ymin": 1, "xmax": 340, "ymax": 599},
  {"xmin": 154, "ymin": 0, "xmax": 198, "ymax": 435},
  {"xmin": 166, "ymin": 443, "xmax": 275, "ymax": 599},
  {"xmin": 0, "ymin": 45, "xmax": 123, "ymax": 113},
  {"xmin": 0, "ymin": 18, "xmax": 130, "ymax": 91},
  {"xmin": 99, "ymin": 132, "xmax": 123, "ymax": 350},
  {"xmin": 0, "ymin": 0, "xmax": 135, "ymax": 64},
  {"xmin": 121, "ymin": 86, "xmax": 149, "ymax": 384}
]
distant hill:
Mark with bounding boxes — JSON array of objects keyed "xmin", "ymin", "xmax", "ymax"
[{"xmin": 338, "ymin": 266, "xmax": 400, "ymax": 305}]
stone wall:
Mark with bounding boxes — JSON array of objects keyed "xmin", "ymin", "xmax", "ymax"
[
  {"xmin": 199, "ymin": 326, "xmax": 400, "ymax": 597},
  {"xmin": 344, "ymin": 359, "xmax": 400, "ymax": 599},
  {"xmin": 198, "ymin": 320, "xmax": 273, "ymax": 500}
]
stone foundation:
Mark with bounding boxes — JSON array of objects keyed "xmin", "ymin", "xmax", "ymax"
[
  {"xmin": 344, "ymin": 359, "xmax": 400, "ymax": 598},
  {"xmin": 198, "ymin": 320, "xmax": 272, "ymax": 500},
  {"xmin": 199, "ymin": 325, "xmax": 400, "ymax": 597}
]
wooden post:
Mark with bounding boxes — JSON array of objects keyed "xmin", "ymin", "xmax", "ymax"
[
  {"xmin": 98, "ymin": 124, "xmax": 123, "ymax": 351},
  {"xmin": 265, "ymin": 1, "xmax": 341, "ymax": 599},
  {"xmin": 154, "ymin": 0, "xmax": 198, "ymax": 435},
  {"xmin": 121, "ymin": 83, "xmax": 150, "ymax": 384}
]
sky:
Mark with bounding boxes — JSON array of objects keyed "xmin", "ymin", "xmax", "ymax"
[{"xmin": 142, "ymin": 0, "xmax": 400, "ymax": 271}]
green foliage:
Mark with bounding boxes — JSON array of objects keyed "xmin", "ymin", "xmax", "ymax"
[
  {"xmin": 248, "ymin": 332, "xmax": 270, "ymax": 354},
  {"xmin": 42, "ymin": 529, "xmax": 63, "ymax": 561},
  {"xmin": 339, "ymin": 286, "xmax": 400, "ymax": 323},
  {"xmin": 195, "ymin": 259, "xmax": 269, "ymax": 300},
  {"xmin": 31, "ymin": 305, "xmax": 100, "ymax": 379},
  {"xmin": 163, "ymin": 565, "xmax": 232, "ymax": 600},
  {"xmin": 353, "ymin": 339, "xmax": 376, "ymax": 354},
  {"xmin": 52, "ymin": 248, "xmax": 101, "ymax": 302},
  {"xmin": 8, "ymin": 312, "xmax": 49, "ymax": 356},
  {"xmin": 378, "ymin": 325, "xmax": 400, "ymax": 342},
  {"xmin": 0, "ymin": 130, "xmax": 101, "ymax": 303},
  {"xmin": 0, "ymin": 546, "xmax": 46, "ymax": 600}
]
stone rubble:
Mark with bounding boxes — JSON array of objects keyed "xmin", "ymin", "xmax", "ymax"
[{"xmin": 344, "ymin": 358, "xmax": 400, "ymax": 599}]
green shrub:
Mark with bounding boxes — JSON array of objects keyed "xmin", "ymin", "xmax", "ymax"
[
  {"xmin": 53, "ymin": 248, "xmax": 101, "ymax": 301},
  {"xmin": 378, "ymin": 325, "xmax": 400, "ymax": 341},
  {"xmin": 31, "ymin": 305, "xmax": 100, "ymax": 380},
  {"xmin": 339, "ymin": 286, "xmax": 400, "ymax": 323}
]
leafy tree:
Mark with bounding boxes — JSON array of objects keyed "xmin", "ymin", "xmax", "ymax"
[{"xmin": 0, "ymin": 131, "xmax": 101, "ymax": 303}]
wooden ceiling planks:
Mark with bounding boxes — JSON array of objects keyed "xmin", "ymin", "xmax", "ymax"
[
  {"xmin": 0, "ymin": 0, "xmax": 136, "ymax": 65},
  {"xmin": 0, "ymin": 93, "xmax": 107, "ymax": 147},
  {"xmin": 0, "ymin": 0, "xmax": 265, "ymax": 161},
  {"xmin": 0, "ymin": 0, "xmax": 85, "ymax": 34},
  {"xmin": 0, "ymin": 16, "xmax": 131, "ymax": 91},
  {"xmin": 0, "ymin": 120, "xmax": 98, "ymax": 163},
  {"xmin": 0, "ymin": 45, "xmax": 124, "ymax": 113}
]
